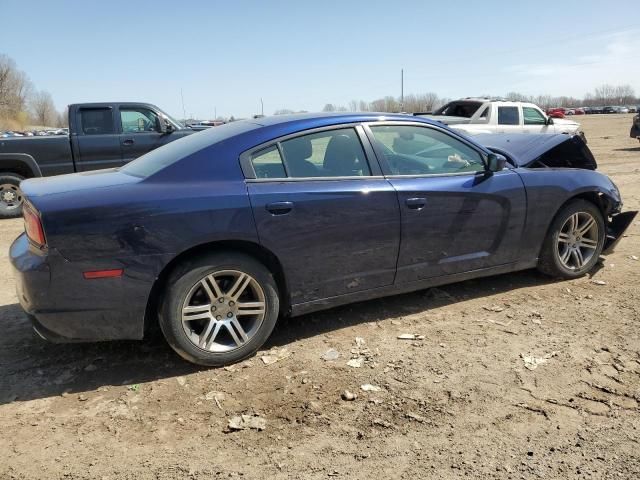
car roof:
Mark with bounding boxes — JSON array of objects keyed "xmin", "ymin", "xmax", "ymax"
[{"xmin": 247, "ymin": 111, "xmax": 432, "ymax": 127}]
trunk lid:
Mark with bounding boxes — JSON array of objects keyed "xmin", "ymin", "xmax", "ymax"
[{"xmin": 21, "ymin": 168, "xmax": 139, "ymax": 198}]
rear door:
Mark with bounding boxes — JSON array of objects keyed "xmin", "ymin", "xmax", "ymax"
[
  {"xmin": 243, "ymin": 125, "xmax": 401, "ymax": 306},
  {"xmin": 118, "ymin": 106, "xmax": 174, "ymax": 163},
  {"xmin": 496, "ymin": 105, "xmax": 523, "ymax": 133},
  {"xmin": 365, "ymin": 122, "xmax": 526, "ymax": 283},
  {"xmin": 72, "ymin": 107, "xmax": 123, "ymax": 171}
]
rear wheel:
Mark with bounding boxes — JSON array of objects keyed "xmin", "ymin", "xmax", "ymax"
[
  {"xmin": 159, "ymin": 252, "xmax": 280, "ymax": 366},
  {"xmin": 538, "ymin": 199, "xmax": 605, "ymax": 278},
  {"xmin": 0, "ymin": 173, "xmax": 25, "ymax": 218}
]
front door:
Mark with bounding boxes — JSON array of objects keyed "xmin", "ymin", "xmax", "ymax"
[
  {"xmin": 366, "ymin": 123, "xmax": 526, "ymax": 283},
  {"xmin": 118, "ymin": 106, "xmax": 173, "ymax": 164},
  {"xmin": 245, "ymin": 126, "xmax": 401, "ymax": 305}
]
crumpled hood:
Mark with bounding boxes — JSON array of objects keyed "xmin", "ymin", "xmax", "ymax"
[{"xmin": 475, "ymin": 133, "xmax": 597, "ymax": 169}]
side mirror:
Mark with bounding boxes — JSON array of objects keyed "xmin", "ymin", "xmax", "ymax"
[
  {"xmin": 546, "ymin": 117, "xmax": 554, "ymax": 125},
  {"xmin": 487, "ymin": 153, "xmax": 507, "ymax": 172},
  {"xmin": 158, "ymin": 117, "xmax": 173, "ymax": 134}
]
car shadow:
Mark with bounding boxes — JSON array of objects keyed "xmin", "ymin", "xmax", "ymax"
[{"xmin": 0, "ymin": 268, "xmax": 565, "ymax": 405}]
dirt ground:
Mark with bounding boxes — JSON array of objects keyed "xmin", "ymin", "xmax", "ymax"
[{"xmin": 1, "ymin": 114, "xmax": 639, "ymax": 480}]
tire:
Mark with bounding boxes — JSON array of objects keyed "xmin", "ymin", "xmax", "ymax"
[
  {"xmin": 159, "ymin": 252, "xmax": 280, "ymax": 366},
  {"xmin": 537, "ymin": 199, "xmax": 605, "ymax": 279},
  {"xmin": 0, "ymin": 173, "xmax": 25, "ymax": 219}
]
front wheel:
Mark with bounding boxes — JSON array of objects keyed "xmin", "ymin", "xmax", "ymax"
[
  {"xmin": 159, "ymin": 252, "xmax": 280, "ymax": 366},
  {"xmin": 0, "ymin": 173, "xmax": 25, "ymax": 218},
  {"xmin": 538, "ymin": 199, "xmax": 605, "ymax": 278}
]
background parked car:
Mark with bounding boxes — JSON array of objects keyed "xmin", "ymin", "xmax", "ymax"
[{"xmin": 603, "ymin": 106, "xmax": 617, "ymax": 114}]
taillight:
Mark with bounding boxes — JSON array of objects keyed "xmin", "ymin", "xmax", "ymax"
[{"xmin": 23, "ymin": 204, "xmax": 46, "ymax": 247}]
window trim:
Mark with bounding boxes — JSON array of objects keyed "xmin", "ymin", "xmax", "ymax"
[
  {"xmin": 362, "ymin": 121, "xmax": 490, "ymax": 178},
  {"xmin": 239, "ymin": 123, "xmax": 382, "ymax": 180}
]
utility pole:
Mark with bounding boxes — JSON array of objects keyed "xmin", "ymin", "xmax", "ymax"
[
  {"xmin": 260, "ymin": 98, "xmax": 264, "ymax": 116},
  {"xmin": 400, "ymin": 69, "xmax": 404, "ymax": 112},
  {"xmin": 214, "ymin": 106, "xmax": 217, "ymax": 119}
]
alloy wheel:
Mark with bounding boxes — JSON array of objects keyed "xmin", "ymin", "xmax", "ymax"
[
  {"xmin": 181, "ymin": 270, "xmax": 266, "ymax": 353},
  {"xmin": 556, "ymin": 211, "xmax": 599, "ymax": 270}
]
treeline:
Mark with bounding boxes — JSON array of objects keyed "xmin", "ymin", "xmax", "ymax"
[
  {"xmin": 275, "ymin": 84, "xmax": 638, "ymax": 115},
  {"xmin": 0, "ymin": 54, "xmax": 66, "ymax": 130}
]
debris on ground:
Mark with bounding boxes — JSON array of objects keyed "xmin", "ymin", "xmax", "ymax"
[
  {"xmin": 360, "ymin": 384, "xmax": 381, "ymax": 392},
  {"xmin": 205, "ymin": 391, "xmax": 225, "ymax": 409},
  {"xmin": 176, "ymin": 376, "xmax": 186, "ymax": 386},
  {"xmin": 406, "ymin": 412, "xmax": 426, "ymax": 423},
  {"xmin": 261, "ymin": 348, "xmax": 291, "ymax": 365},
  {"xmin": 592, "ymin": 280, "xmax": 607, "ymax": 285},
  {"xmin": 341, "ymin": 390, "xmax": 357, "ymax": 401},
  {"xmin": 483, "ymin": 305, "xmax": 504, "ymax": 312},
  {"xmin": 397, "ymin": 333, "xmax": 425, "ymax": 341},
  {"xmin": 321, "ymin": 348, "xmax": 340, "ymax": 361},
  {"xmin": 227, "ymin": 414, "xmax": 266, "ymax": 431},
  {"xmin": 521, "ymin": 351, "xmax": 559, "ymax": 370},
  {"xmin": 347, "ymin": 358, "xmax": 364, "ymax": 368}
]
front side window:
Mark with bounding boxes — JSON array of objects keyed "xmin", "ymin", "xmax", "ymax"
[
  {"xmin": 79, "ymin": 108, "xmax": 114, "ymax": 135},
  {"xmin": 498, "ymin": 106, "xmax": 520, "ymax": 125},
  {"xmin": 369, "ymin": 125, "xmax": 485, "ymax": 175},
  {"xmin": 120, "ymin": 108, "xmax": 160, "ymax": 133},
  {"xmin": 250, "ymin": 128, "xmax": 371, "ymax": 179},
  {"xmin": 523, "ymin": 107, "xmax": 547, "ymax": 125}
]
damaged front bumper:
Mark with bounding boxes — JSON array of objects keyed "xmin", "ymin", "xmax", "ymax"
[{"xmin": 603, "ymin": 210, "xmax": 638, "ymax": 254}]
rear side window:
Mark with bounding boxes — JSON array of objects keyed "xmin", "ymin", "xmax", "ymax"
[
  {"xmin": 498, "ymin": 107, "xmax": 520, "ymax": 125},
  {"xmin": 250, "ymin": 128, "xmax": 371, "ymax": 179},
  {"xmin": 79, "ymin": 108, "xmax": 114, "ymax": 135},
  {"xmin": 523, "ymin": 107, "xmax": 547, "ymax": 125},
  {"xmin": 251, "ymin": 146, "xmax": 286, "ymax": 179}
]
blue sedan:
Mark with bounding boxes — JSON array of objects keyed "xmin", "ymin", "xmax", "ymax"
[{"xmin": 10, "ymin": 113, "xmax": 636, "ymax": 366}]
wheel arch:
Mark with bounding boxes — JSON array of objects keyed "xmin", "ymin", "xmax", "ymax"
[
  {"xmin": 143, "ymin": 239, "xmax": 289, "ymax": 337},
  {"xmin": 0, "ymin": 154, "xmax": 42, "ymax": 178},
  {"xmin": 538, "ymin": 190, "xmax": 609, "ymax": 258}
]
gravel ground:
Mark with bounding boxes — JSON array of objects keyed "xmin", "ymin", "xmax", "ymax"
[{"xmin": 1, "ymin": 114, "xmax": 639, "ymax": 480}]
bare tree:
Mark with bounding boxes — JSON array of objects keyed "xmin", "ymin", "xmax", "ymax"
[
  {"xmin": 30, "ymin": 90, "xmax": 56, "ymax": 126},
  {"xmin": 0, "ymin": 54, "xmax": 33, "ymax": 129}
]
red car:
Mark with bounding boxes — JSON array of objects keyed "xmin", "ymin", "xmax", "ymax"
[{"xmin": 546, "ymin": 108, "xmax": 565, "ymax": 119}]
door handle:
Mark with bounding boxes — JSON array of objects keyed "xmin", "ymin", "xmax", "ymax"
[
  {"xmin": 122, "ymin": 138, "xmax": 135, "ymax": 146},
  {"xmin": 265, "ymin": 201, "xmax": 294, "ymax": 215},
  {"xmin": 405, "ymin": 197, "xmax": 426, "ymax": 209}
]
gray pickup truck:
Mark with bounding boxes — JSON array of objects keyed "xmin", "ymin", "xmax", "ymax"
[{"xmin": 0, "ymin": 102, "xmax": 194, "ymax": 217}]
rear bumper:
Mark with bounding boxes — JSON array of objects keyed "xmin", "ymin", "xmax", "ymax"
[
  {"xmin": 603, "ymin": 211, "xmax": 638, "ymax": 254},
  {"xmin": 630, "ymin": 124, "xmax": 640, "ymax": 139},
  {"xmin": 10, "ymin": 233, "xmax": 151, "ymax": 342}
]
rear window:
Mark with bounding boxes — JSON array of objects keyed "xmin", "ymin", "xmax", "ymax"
[
  {"xmin": 122, "ymin": 121, "xmax": 258, "ymax": 178},
  {"xmin": 433, "ymin": 101, "xmax": 482, "ymax": 118}
]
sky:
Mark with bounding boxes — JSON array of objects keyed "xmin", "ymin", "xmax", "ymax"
[{"xmin": 1, "ymin": 0, "xmax": 639, "ymax": 119}]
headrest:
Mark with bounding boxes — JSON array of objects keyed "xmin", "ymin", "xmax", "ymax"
[{"xmin": 282, "ymin": 137, "xmax": 312, "ymax": 162}]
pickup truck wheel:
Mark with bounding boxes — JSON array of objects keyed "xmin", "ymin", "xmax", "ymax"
[
  {"xmin": 0, "ymin": 173, "xmax": 25, "ymax": 218},
  {"xmin": 537, "ymin": 199, "xmax": 605, "ymax": 279},
  {"xmin": 159, "ymin": 252, "xmax": 280, "ymax": 366}
]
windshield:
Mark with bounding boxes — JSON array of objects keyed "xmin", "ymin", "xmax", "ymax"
[
  {"xmin": 121, "ymin": 121, "xmax": 258, "ymax": 178},
  {"xmin": 433, "ymin": 101, "xmax": 482, "ymax": 118}
]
